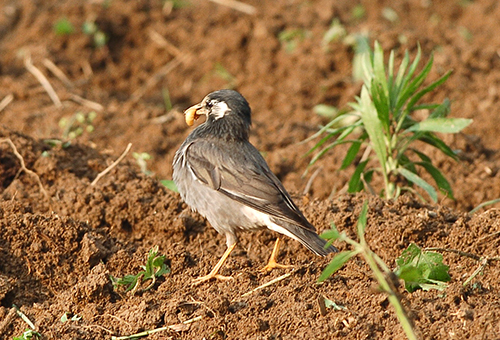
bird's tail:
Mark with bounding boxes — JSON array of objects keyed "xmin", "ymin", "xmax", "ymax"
[{"xmin": 268, "ymin": 219, "xmax": 338, "ymax": 256}]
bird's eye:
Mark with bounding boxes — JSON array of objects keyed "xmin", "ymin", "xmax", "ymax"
[{"xmin": 206, "ymin": 100, "xmax": 216, "ymax": 109}]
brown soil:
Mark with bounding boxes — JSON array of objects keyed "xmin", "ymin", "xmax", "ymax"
[{"xmin": 1, "ymin": 0, "xmax": 499, "ymax": 339}]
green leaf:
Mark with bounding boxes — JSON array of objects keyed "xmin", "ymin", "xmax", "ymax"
[
  {"xmin": 357, "ymin": 201, "xmax": 369, "ymax": 236},
  {"xmin": 53, "ymin": 18, "xmax": 74, "ymax": 35},
  {"xmin": 406, "ymin": 71, "xmax": 452, "ymax": 111},
  {"xmin": 359, "ymin": 86, "xmax": 388, "ymax": 171},
  {"xmin": 469, "ymin": 198, "xmax": 500, "ymax": 215},
  {"xmin": 160, "ymin": 180, "xmax": 178, "ymax": 192},
  {"xmin": 416, "ymin": 161, "xmax": 454, "ymax": 199},
  {"xmin": 314, "ymin": 104, "xmax": 339, "ymax": 118},
  {"xmin": 318, "ymin": 250, "xmax": 360, "ymax": 282},
  {"xmin": 348, "ymin": 160, "xmax": 368, "ymax": 193},
  {"xmin": 340, "ymin": 141, "xmax": 362, "ymax": 170},
  {"xmin": 398, "ymin": 167, "xmax": 437, "ymax": 202},
  {"xmin": 407, "ymin": 118, "xmax": 472, "ymax": 133},
  {"xmin": 420, "ymin": 132, "xmax": 458, "ymax": 160},
  {"xmin": 429, "ymin": 98, "xmax": 451, "ymax": 119},
  {"xmin": 320, "ymin": 225, "xmax": 341, "ymax": 241},
  {"xmin": 395, "ymin": 243, "xmax": 451, "ymax": 293}
]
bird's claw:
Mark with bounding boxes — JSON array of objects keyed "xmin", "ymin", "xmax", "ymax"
[
  {"xmin": 260, "ymin": 261, "xmax": 293, "ymax": 273},
  {"xmin": 192, "ymin": 273, "xmax": 234, "ymax": 286}
]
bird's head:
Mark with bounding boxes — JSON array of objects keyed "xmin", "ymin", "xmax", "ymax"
[{"xmin": 183, "ymin": 90, "xmax": 252, "ymax": 139}]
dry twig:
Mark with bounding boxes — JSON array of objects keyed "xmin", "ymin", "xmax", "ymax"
[
  {"xmin": 1, "ymin": 138, "xmax": 51, "ymax": 202},
  {"xmin": 42, "ymin": 58, "xmax": 74, "ymax": 88},
  {"xmin": 69, "ymin": 94, "xmax": 104, "ymax": 112},
  {"xmin": 208, "ymin": 0, "xmax": 257, "ymax": 15},
  {"xmin": 111, "ymin": 316, "xmax": 202, "ymax": 340},
  {"xmin": 241, "ymin": 271, "xmax": 293, "ymax": 297},
  {"xmin": 303, "ymin": 166, "xmax": 322, "ymax": 196},
  {"xmin": 0, "ymin": 93, "xmax": 14, "ymax": 113},
  {"xmin": 24, "ymin": 54, "xmax": 62, "ymax": 108},
  {"xmin": 91, "ymin": 143, "xmax": 132, "ymax": 186}
]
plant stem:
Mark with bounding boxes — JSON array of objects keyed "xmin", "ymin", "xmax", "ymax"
[{"xmin": 361, "ymin": 246, "xmax": 418, "ymax": 340}]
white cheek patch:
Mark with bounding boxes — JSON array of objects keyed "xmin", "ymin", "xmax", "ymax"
[{"xmin": 212, "ymin": 101, "xmax": 231, "ymax": 120}]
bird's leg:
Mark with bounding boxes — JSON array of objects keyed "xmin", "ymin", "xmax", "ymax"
[
  {"xmin": 192, "ymin": 243, "xmax": 237, "ymax": 286},
  {"xmin": 260, "ymin": 238, "xmax": 293, "ymax": 272}
]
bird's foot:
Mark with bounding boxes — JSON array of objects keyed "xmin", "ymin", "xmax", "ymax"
[
  {"xmin": 260, "ymin": 260, "xmax": 293, "ymax": 273},
  {"xmin": 192, "ymin": 273, "xmax": 233, "ymax": 286}
]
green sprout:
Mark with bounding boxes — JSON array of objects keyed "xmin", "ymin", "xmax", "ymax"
[
  {"xmin": 319, "ymin": 201, "xmax": 418, "ymax": 340},
  {"xmin": 82, "ymin": 20, "xmax": 108, "ymax": 48},
  {"xmin": 60, "ymin": 312, "xmax": 82, "ymax": 323},
  {"xmin": 395, "ymin": 243, "xmax": 451, "ymax": 292},
  {"xmin": 307, "ymin": 41, "xmax": 472, "ymax": 202},
  {"xmin": 278, "ymin": 28, "xmax": 309, "ymax": 53},
  {"xmin": 322, "ymin": 19, "xmax": 346, "ymax": 50},
  {"xmin": 132, "ymin": 152, "xmax": 153, "ymax": 176},
  {"xmin": 13, "ymin": 329, "xmax": 42, "ymax": 340},
  {"xmin": 110, "ymin": 246, "xmax": 170, "ymax": 295},
  {"xmin": 59, "ymin": 111, "xmax": 97, "ymax": 140},
  {"xmin": 351, "ymin": 4, "xmax": 366, "ymax": 20},
  {"xmin": 53, "ymin": 18, "xmax": 74, "ymax": 35}
]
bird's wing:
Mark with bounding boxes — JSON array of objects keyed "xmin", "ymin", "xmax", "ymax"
[{"xmin": 185, "ymin": 139, "xmax": 316, "ymax": 232}]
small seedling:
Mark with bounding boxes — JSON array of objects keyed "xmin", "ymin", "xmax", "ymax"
[
  {"xmin": 307, "ymin": 41, "xmax": 472, "ymax": 202},
  {"xmin": 322, "ymin": 19, "xmax": 346, "ymax": 50},
  {"xmin": 319, "ymin": 202, "xmax": 417, "ymax": 340},
  {"xmin": 395, "ymin": 243, "xmax": 451, "ymax": 292},
  {"xmin": 82, "ymin": 20, "xmax": 108, "ymax": 48},
  {"xmin": 60, "ymin": 312, "xmax": 82, "ymax": 323},
  {"xmin": 162, "ymin": 87, "xmax": 173, "ymax": 112},
  {"xmin": 351, "ymin": 4, "xmax": 366, "ymax": 20},
  {"xmin": 111, "ymin": 246, "xmax": 170, "ymax": 294},
  {"xmin": 132, "ymin": 152, "xmax": 153, "ymax": 176},
  {"xmin": 382, "ymin": 7, "xmax": 399, "ymax": 23},
  {"xmin": 278, "ymin": 28, "xmax": 309, "ymax": 53},
  {"xmin": 13, "ymin": 329, "xmax": 41, "ymax": 340},
  {"xmin": 53, "ymin": 18, "xmax": 74, "ymax": 35},
  {"xmin": 59, "ymin": 111, "xmax": 97, "ymax": 140}
]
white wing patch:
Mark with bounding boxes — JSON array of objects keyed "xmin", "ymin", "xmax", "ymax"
[{"xmin": 239, "ymin": 206, "xmax": 302, "ymax": 242}]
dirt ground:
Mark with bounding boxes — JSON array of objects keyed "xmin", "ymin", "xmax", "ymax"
[{"xmin": 1, "ymin": 0, "xmax": 500, "ymax": 339}]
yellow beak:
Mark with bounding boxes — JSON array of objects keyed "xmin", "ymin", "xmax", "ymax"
[{"xmin": 184, "ymin": 104, "xmax": 202, "ymax": 126}]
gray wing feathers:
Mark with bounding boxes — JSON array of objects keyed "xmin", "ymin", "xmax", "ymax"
[{"xmin": 185, "ymin": 140, "xmax": 317, "ymax": 232}]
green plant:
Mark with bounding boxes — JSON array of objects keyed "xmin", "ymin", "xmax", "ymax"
[
  {"xmin": 132, "ymin": 152, "xmax": 153, "ymax": 176},
  {"xmin": 53, "ymin": 18, "xmax": 75, "ymax": 35},
  {"xmin": 59, "ymin": 111, "xmax": 97, "ymax": 140},
  {"xmin": 319, "ymin": 201, "xmax": 417, "ymax": 340},
  {"xmin": 110, "ymin": 246, "xmax": 170, "ymax": 294},
  {"xmin": 308, "ymin": 41, "xmax": 472, "ymax": 202},
  {"xmin": 13, "ymin": 329, "xmax": 41, "ymax": 340},
  {"xmin": 82, "ymin": 20, "xmax": 108, "ymax": 48},
  {"xmin": 278, "ymin": 28, "xmax": 309, "ymax": 53},
  {"xmin": 322, "ymin": 19, "xmax": 346, "ymax": 50},
  {"xmin": 395, "ymin": 243, "xmax": 451, "ymax": 292},
  {"xmin": 60, "ymin": 312, "xmax": 82, "ymax": 323},
  {"xmin": 351, "ymin": 4, "xmax": 366, "ymax": 20}
]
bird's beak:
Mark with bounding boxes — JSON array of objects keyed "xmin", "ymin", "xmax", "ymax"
[{"xmin": 184, "ymin": 103, "xmax": 203, "ymax": 126}]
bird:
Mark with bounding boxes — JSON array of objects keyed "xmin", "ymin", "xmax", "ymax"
[{"xmin": 173, "ymin": 89, "xmax": 337, "ymax": 285}]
